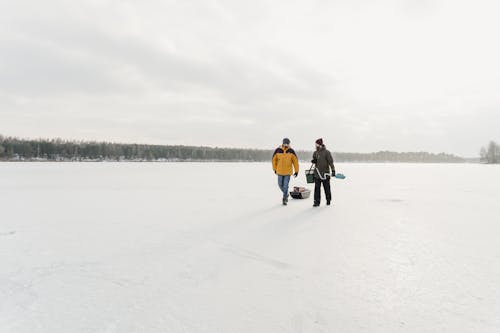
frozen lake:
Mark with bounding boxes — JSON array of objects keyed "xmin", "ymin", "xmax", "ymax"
[{"xmin": 1, "ymin": 162, "xmax": 499, "ymax": 332}]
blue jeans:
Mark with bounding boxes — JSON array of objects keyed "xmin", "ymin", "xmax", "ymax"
[{"xmin": 277, "ymin": 175, "xmax": 291, "ymax": 199}]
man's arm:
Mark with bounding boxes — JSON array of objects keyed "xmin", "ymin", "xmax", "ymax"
[
  {"xmin": 311, "ymin": 151, "xmax": 317, "ymax": 164},
  {"xmin": 272, "ymin": 149, "xmax": 279, "ymax": 173},
  {"xmin": 292, "ymin": 153, "xmax": 299, "ymax": 174},
  {"xmin": 287, "ymin": 148, "xmax": 299, "ymax": 174},
  {"xmin": 327, "ymin": 150, "xmax": 335, "ymax": 176}
]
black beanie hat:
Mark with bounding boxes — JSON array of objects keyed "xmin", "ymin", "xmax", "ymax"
[{"xmin": 283, "ymin": 138, "xmax": 291, "ymax": 145}]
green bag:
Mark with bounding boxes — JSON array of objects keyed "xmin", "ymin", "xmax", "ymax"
[{"xmin": 305, "ymin": 164, "xmax": 315, "ymax": 184}]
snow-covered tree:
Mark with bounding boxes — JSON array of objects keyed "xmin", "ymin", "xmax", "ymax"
[{"xmin": 487, "ymin": 141, "xmax": 500, "ymax": 164}]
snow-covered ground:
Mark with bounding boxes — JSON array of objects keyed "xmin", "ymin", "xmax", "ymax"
[{"xmin": 1, "ymin": 162, "xmax": 499, "ymax": 332}]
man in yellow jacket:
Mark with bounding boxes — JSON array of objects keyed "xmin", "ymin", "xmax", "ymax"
[{"xmin": 272, "ymin": 138, "xmax": 299, "ymax": 205}]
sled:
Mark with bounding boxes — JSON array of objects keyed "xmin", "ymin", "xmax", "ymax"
[{"xmin": 290, "ymin": 186, "xmax": 311, "ymax": 199}]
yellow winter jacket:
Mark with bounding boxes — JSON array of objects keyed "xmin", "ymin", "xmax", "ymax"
[{"xmin": 272, "ymin": 145, "xmax": 299, "ymax": 176}]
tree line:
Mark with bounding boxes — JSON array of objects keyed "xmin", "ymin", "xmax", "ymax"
[
  {"xmin": 480, "ymin": 141, "xmax": 500, "ymax": 164},
  {"xmin": 0, "ymin": 135, "xmax": 465, "ymax": 163}
]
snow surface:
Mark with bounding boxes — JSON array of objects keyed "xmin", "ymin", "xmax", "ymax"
[{"xmin": 1, "ymin": 162, "xmax": 500, "ymax": 332}]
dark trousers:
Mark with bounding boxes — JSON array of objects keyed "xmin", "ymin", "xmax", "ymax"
[{"xmin": 314, "ymin": 177, "xmax": 331, "ymax": 204}]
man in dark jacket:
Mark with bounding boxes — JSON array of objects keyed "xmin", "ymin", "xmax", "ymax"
[{"xmin": 311, "ymin": 138, "xmax": 335, "ymax": 207}]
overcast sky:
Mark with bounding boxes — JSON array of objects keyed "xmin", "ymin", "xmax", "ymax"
[{"xmin": 1, "ymin": 0, "xmax": 499, "ymax": 156}]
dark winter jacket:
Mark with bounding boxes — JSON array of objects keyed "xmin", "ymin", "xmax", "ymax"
[{"xmin": 312, "ymin": 146, "xmax": 335, "ymax": 179}]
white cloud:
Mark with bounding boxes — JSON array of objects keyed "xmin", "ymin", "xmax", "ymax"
[{"xmin": 1, "ymin": 0, "xmax": 499, "ymax": 156}]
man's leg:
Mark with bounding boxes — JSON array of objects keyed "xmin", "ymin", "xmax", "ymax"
[
  {"xmin": 324, "ymin": 177, "xmax": 332, "ymax": 204},
  {"xmin": 282, "ymin": 175, "xmax": 290, "ymax": 199},
  {"xmin": 277, "ymin": 175, "xmax": 283, "ymax": 194},
  {"xmin": 314, "ymin": 177, "xmax": 321, "ymax": 206}
]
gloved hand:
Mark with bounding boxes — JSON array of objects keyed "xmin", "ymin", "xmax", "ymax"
[
  {"xmin": 293, "ymin": 172, "xmax": 298, "ymax": 178},
  {"xmin": 274, "ymin": 170, "xmax": 277, "ymax": 174},
  {"xmin": 311, "ymin": 159, "xmax": 317, "ymax": 164}
]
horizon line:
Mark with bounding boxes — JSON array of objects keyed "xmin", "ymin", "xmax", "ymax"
[{"xmin": 0, "ymin": 133, "xmax": 474, "ymax": 158}]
